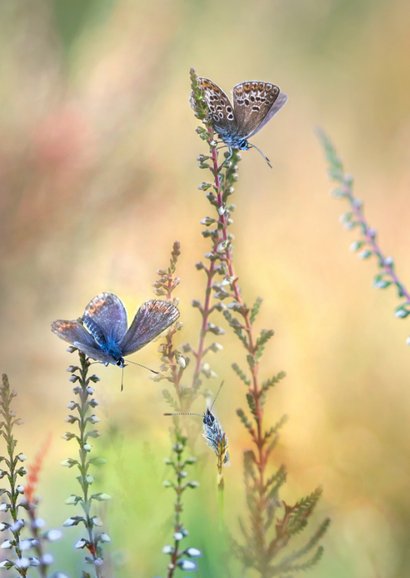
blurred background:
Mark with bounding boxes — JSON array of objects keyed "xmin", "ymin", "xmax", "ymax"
[{"xmin": 0, "ymin": 0, "xmax": 409, "ymax": 576}]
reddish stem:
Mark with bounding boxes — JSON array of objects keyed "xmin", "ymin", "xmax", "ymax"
[
  {"xmin": 343, "ymin": 181, "xmax": 410, "ymax": 304},
  {"xmin": 207, "ymin": 142, "xmax": 268, "ymax": 537},
  {"xmin": 191, "ymin": 134, "xmax": 225, "ymax": 389}
]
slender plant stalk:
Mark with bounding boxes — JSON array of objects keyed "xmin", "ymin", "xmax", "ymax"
[
  {"xmin": 163, "ymin": 432, "xmax": 199, "ymax": 578},
  {"xmin": 0, "ymin": 374, "xmax": 28, "ymax": 576},
  {"xmin": 165, "ymin": 435, "xmax": 185, "ymax": 578},
  {"xmin": 188, "ymin": 147, "xmax": 236, "ymax": 390},
  {"xmin": 318, "ymin": 129, "xmax": 410, "ymax": 335},
  {"xmin": 156, "ymin": 243, "xmax": 201, "ymax": 578},
  {"xmin": 63, "ymin": 352, "xmax": 110, "ymax": 578},
  {"xmin": 216, "ymin": 435, "xmax": 227, "ymax": 532}
]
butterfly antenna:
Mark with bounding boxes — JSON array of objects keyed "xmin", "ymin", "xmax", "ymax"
[
  {"xmin": 249, "ymin": 143, "xmax": 272, "ymax": 168},
  {"xmin": 210, "ymin": 381, "xmax": 224, "ymax": 411},
  {"xmin": 164, "ymin": 412, "xmax": 203, "ymax": 417},
  {"xmin": 126, "ymin": 359, "xmax": 159, "ymax": 374}
]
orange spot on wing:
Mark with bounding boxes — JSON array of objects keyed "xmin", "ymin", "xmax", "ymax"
[{"xmin": 87, "ymin": 297, "xmax": 107, "ymax": 315}]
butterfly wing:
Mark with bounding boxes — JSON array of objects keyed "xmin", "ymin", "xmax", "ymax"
[
  {"xmin": 70, "ymin": 343, "xmax": 115, "ymax": 364},
  {"xmin": 120, "ymin": 300, "xmax": 180, "ymax": 356},
  {"xmin": 82, "ymin": 292, "xmax": 128, "ymax": 344},
  {"xmin": 51, "ymin": 319, "xmax": 96, "ymax": 347},
  {"xmin": 247, "ymin": 92, "xmax": 287, "ymax": 138},
  {"xmin": 196, "ymin": 77, "xmax": 238, "ymax": 139},
  {"xmin": 233, "ymin": 81, "xmax": 286, "ymax": 138},
  {"xmin": 51, "ymin": 319, "xmax": 113, "ymax": 363}
]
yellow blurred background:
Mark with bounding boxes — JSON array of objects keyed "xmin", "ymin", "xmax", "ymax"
[{"xmin": 1, "ymin": 1, "xmax": 409, "ymax": 576}]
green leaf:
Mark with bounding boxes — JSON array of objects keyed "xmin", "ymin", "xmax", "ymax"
[
  {"xmin": 288, "ymin": 487, "xmax": 323, "ymax": 536},
  {"xmin": 272, "ymin": 518, "xmax": 330, "ymax": 574},
  {"xmin": 266, "ymin": 464, "xmax": 287, "ymax": 498},
  {"xmin": 250, "ymin": 297, "xmax": 263, "ymax": 323},
  {"xmin": 223, "ymin": 309, "xmax": 248, "ymax": 348},
  {"xmin": 373, "ymin": 275, "xmax": 392, "ymax": 289},
  {"xmin": 246, "ymin": 353, "xmax": 256, "ymax": 369},
  {"xmin": 245, "ymin": 393, "xmax": 257, "ymax": 418},
  {"xmin": 243, "ymin": 449, "xmax": 257, "ymax": 478},
  {"xmin": 162, "ymin": 389, "xmax": 179, "ymax": 411},
  {"xmin": 316, "ymin": 129, "xmax": 345, "ymax": 182},
  {"xmin": 255, "ymin": 329, "xmax": 274, "ymax": 360},
  {"xmin": 264, "ymin": 414, "xmax": 288, "ymax": 443},
  {"xmin": 395, "ymin": 282, "xmax": 405, "ymax": 298},
  {"xmin": 358, "ymin": 249, "xmax": 373, "ymax": 259},
  {"xmin": 350, "ymin": 240, "xmax": 364, "ymax": 252},
  {"xmin": 231, "ymin": 363, "xmax": 251, "ymax": 386},
  {"xmin": 261, "ymin": 371, "xmax": 286, "ymax": 394},
  {"xmin": 395, "ymin": 306, "xmax": 410, "ymax": 319},
  {"xmin": 236, "ymin": 408, "xmax": 255, "ymax": 436}
]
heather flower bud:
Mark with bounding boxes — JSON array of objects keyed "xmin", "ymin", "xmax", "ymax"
[
  {"xmin": 178, "ymin": 559, "xmax": 197, "ymax": 570},
  {"xmin": 186, "ymin": 547, "xmax": 201, "ymax": 557},
  {"xmin": 74, "ymin": 538, "xmax": 87, "ymax": 549}
]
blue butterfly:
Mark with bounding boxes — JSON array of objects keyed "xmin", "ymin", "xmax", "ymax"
[
  {"xmin": 51, "ymin": 292, "xmax": 179, "ymax": 367},
  {"xmin": 164, "ymin": 383, "xmax": 229, "ymax": 464}
]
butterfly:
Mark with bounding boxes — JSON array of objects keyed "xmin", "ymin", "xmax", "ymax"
[
  {"xmin": 51, "ymin": 292, "xmax": 180, "ymax": 367},
  {"xmin": 194, "ymin": 77, "xmax": 287, "ymax": 166},
  {"xmin": 164, "ymin": 383, "xmax": 229, "ymax": 464}
]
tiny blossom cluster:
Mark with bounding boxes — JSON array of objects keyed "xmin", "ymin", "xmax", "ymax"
[
  {"xmin": 0, "ymin": 529, "xmax": 65, "ymax": 573},
  {"xmin": 162, "ymin": 530, "xmax": 201, "ymax": 572}
]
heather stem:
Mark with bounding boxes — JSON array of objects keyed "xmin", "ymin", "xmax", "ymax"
[
  {"xmin": 217, "ymin": 456, "xmax": 225, "ymax": 530},
  {"xmin": 77, "ymin": 354, "xmax": 103, "ymax": 578},
  {"xmin": 0, "ymin": 374, "xmax": 28, "ymax": 577},
  {"xmin": 209, "ymin": 145, "xmax": 266, "ymax": 500},
  {"xmin": 190, "ymin": 133, "xmax": 229, "ymax": 391},
  {"xmin": 65, "ymin": 352, "xmax": 107, "ymax": 578},
  {"xmin": 319, "ymin": 129, "xmax": 410, "ymax": 332},
  {"xmin": 166, "ymin": 432, "xmax": 184, "ymax": 578},
  {"xmin": 344, "ymin": 180, "xmax": 410, "ymax": 303},
  {"xmin": 157, "ymin": 243, "xmax": 201, "ymax": 577},
  {"xmin": 191, "ymin": 260, "xmax": 218, "ymax": 390}
]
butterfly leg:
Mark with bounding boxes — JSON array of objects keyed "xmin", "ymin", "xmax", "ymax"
[{"xmin": 215, "ymin": 146, "xmax": 235, "ymax": 172}]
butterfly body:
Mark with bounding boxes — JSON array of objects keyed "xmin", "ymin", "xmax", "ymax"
[
  {"xmin": 52, "ymin": 292, "xmax": 179, "ymax": 366},
  {"xmin": 203, "ymin": 408, "xmax": 215, "ymax": 427},
  {"xmin": 82, "ymin": 314, "xmax": 125, "ymax": 366},
  {"xmin": 202, "ymin": 408, "xmax": 230, "ymax": 465},
  {"xmin": 215, "ymin": 133, "xmax": 250, "ymax": 151},
  {"xmin": 194, "ymin": 77, "xmax": 287, "ymax": 164}
]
